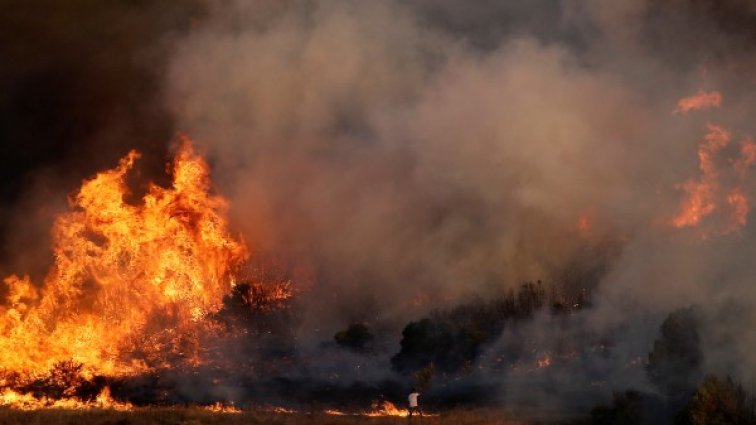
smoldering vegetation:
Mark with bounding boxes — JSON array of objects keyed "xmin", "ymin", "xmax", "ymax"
[{"xmin": 4, "ymin": 0, "xmax": 756, "ymax": 423}]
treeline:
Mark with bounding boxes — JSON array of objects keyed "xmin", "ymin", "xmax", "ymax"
[
  {"xmin": 382, "ymin": 279, "xmax": 592, "ymax": 375},
  {"xmin": 577, "ymin": 307, "xmax": 756, "ymax": 425}
]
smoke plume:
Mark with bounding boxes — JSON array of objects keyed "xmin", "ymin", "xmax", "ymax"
[{"xmin": 4, "ymin": 0, "xmax": 756, "ymax": 418}]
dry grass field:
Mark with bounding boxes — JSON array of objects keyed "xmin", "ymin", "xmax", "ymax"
[{"xmin": 0, "ymin": 407, "xmax": 542, "ymax": 425}]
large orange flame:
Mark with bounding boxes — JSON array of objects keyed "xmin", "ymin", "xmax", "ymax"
[
  {"xmin": 670, "ymin": 89, "xmax": 756, "ymax": 234},
  {"xmin": 0, "ymin": 138, "xmax": 248, "ymax": 382},
  {"xmin": 671, "ymin": 124, "xmax": 730, "ymax": 228}
]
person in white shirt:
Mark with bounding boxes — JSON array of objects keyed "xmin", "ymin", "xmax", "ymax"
[{"xmin": 408, "ymin": 388, "xmax": 421, "ymax": 417}]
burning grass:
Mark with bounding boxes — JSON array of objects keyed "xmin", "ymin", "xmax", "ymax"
[{"xmin": 0, "ymin": 406, "xmax": 539, "ymax": 425}]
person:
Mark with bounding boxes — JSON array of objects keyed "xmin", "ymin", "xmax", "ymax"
[{"xmin": 408, "ymin": 388, "xmax": 421, "ymax": 418}]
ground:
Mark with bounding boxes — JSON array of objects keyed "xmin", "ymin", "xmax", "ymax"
[{"xmin": 0, "ymin": 407, "xmax": 540, "ymax": 425}]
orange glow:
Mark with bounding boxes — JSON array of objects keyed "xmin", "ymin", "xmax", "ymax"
[
  {"xmin": 671, "ymin": 124, "xmax": 730, "ymax": 228},
  {"xmin": 536, "ymin": 354, "xmax": 552, "ymax": 369},
  {"xmin": 673, "ymin": 90, "xmax": 722, "ymax": 114},
  {"xmin": 204, "ymin": 402, "xmax": 242, "ymax": 414},
  {"xmin": 323, "ymin": 401, "xmax": 438, "ymax": 417},
  {"xmin": 0, "ymin": 387, "xmax": 132, "ymax": 411},
  {"xmin": 364, "ymin": 401, "xmax": 409, "ymax": 417},
  {"xmin": 576, "ymin": 213, "xmax": 592, "ymax": 233},
  {"xmin": 0, "ymin": 138, "xmax": 257, "ymax": 404},
  {"xmin": 726, "ymin": 187, "xmax": 749, "ymax": 230},
  {"xmin": 263, "ymin": 405, "xmax": 297, "ymax": 414},
  {"xmin": 735, "ymin": 138, "xmax": 756, "ymax": 178}
]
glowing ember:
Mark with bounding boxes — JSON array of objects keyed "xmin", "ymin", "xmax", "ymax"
[
  {"xmin": 576, "ymin": 213, "xmax": 592, "ymax": 233},
  {"xmin": 263, "ymin": 405, "xmax": 298, "ymax": 414},
  {"xmin": 204, "ymin": 402, "xmax": 242, "ymax": 413},
  {"xmin": 673, "ymin": 90, "xmax": 722, "ymax": 114},
  {"xmin": 0, "ymin": 138, "xmax": 251, "ymax": 394},
  {"xmin": 536, "ymin": 354, "xmax": 552, "ymax": 369}
]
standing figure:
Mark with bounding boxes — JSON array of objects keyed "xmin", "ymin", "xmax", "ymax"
[{"xmin": 408, "ymin": 387, "xmax": 421, "ymax": 418}]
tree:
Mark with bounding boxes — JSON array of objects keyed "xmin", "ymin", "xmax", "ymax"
[
  {"xmin": 413, "ymin": 364, "xmax": 435, "ymax": 391},
  {"xmin": 686, "ymin": 375, "xmax": 756, "ymax": 425},
  {"xmin": 588, "ymin": 391, "xmax": 644, "ymax": 425},
  {"xmin": 647, "ymin": 307, "xmax": 702, "ymax": 400},
  {"xmin": 334, "ymin": 323, "xmax": 374, "ymax": 352}
]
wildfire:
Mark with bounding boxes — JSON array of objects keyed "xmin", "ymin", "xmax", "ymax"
[
  {"xmin": 0, "ymin": 387, "xmax": 132, "ymax": 411},
  {"xmin": 536, "ymin": 354, "xmax": 552, "ymax": 369},
  {"xmin": 203, "ymin": 402, "xmax": 242, "ymax": 414},
  {"xmin": 671, "ymin": 91, "xmax": 755, "ymax": 234},
  {"xmin": 671, "ymin": 124, "xmax": 730, "ymax": 228},
  {"xmin": 735, "ymin": 139, "xmax": 756, "ymax": 178},
  {"xmin": 673, "ymin": 90, "xmax": 722, "ymax": 114},
  {"xmin": 726, "ymin": 187, "xmax": 749, "ymax": 229},
  {"xmin": 365, "ymin": 401, "xmax": 409, "ymax": 417},
  {"xmin": 262, "ymin": 405, "xmax": 297, "ymax": 414},
  {"xmin": 323, "ymin": 401, "xmax": 431, "ymax": 417},
  {"xmin": 0, "ymin": 137, "xmax": 255, "ymax": 402}
]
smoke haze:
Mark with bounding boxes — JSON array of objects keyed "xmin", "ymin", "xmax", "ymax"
[{"xmin": 4, "ymin": 0, "xmax": 756, "ymax": 418}]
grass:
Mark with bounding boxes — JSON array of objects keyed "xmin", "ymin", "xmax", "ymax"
[{"xmin": 0, "ymin": 407, "xmax": 538, "ymax": 425}]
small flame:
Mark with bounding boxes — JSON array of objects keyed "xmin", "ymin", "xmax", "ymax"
[
  {"xmin": 673, "ymin": 90, "xmax": 722, "ymax": 114},
  {"xmin": 323, "ymin": 401, "xmax": 436, "ymax": 417},
  {"xmin": 263, "ymin": 405, "xmax": 297, "ymax": 414},
  {"xmin": 0, "ymin": 387, "xmax": 132, "ymax": 411},
  {"xmin": 365, "ymin": 401, "xmax": 409, "ymax": 417},
  {"xmin": 536, "ymin": 354, "xmax": 552, "ymax": 369},
  {"xmin": 204, "ymin": 402, "xmax": 242, "ymax": 413}
]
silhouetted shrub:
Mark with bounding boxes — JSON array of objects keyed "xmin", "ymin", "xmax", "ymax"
[
  {"xmin": 647, "ymin": 307, "xmax": 702, "ymax": 400},
  {"xmin": 684, "ymin": 375, "xmax": 756, "ymax": 425},
  {"xmin": 391, "ymin": 280, "xmax": 579, "ymax": 374},
  {"xmin": 334, "ymin": 323, "xmax": 374, "ymax": 352},
  {"xmin": 588, "ymin": 390, "xmax": 644, "ymax": 425}
]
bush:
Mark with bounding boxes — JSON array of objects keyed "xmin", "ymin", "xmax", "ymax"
[
  {"xmin": 587, "ymin": 391, "xmax": 644, "ymax": 425},
  {"xmin": 685, "ymin": 375, "xmax": 756, "ymax": 425},
  {"xmin": 391, "ymin": 281, "xmax": 554, "ymax": 374},
  {"xmin": 647, "ymin": 307, "xmax": 702, "ymax": 400},
  {"xmin": 334, "ymin": 323, "xmax": 374, "ymax": 352}
]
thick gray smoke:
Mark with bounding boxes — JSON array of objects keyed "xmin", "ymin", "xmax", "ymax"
[
  {"xmin": 168, "ymin": 0, "xmax": 756, "ymax": 417},
  {"xmin": 3, "ymin": 0, "xmax": 756, "ymax": 418}
]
